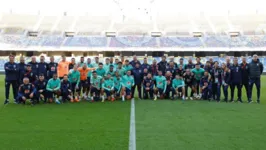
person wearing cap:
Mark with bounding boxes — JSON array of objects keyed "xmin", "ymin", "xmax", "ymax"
[
  {"xmin": 17, "ymin": 77, "xmax": 36, "ymax": 105},
  {"xmin": 90, "ymin": 71, "xmax": 103, "ymax": 102},
  {"xmin": 101, "ymin": 73, "xmax": 115, "ymax": 102},
  {"xmin": 28, "ymin": 56, "xmax": 39, "ymax": 75},
  {"xmin": 78, "ymin": 64, "xmax": 93, "ymax": 101},
  {"xmin": 46, "ymin": 73, "xmax": 61, "ymax": 104},
  {"xmin": 248, "ymin": 54, "xmax": 264, "ymax": 103},
  {"xmin": 96, "ymin": 63, "xmax": 106, "ymax": 77},
  {"xmin": 58, "ymin": 55, "xmax": 70, "ymax": 80},
  {"xmin": 4, "ymin": 55, "xmax": 19, "ymax": 104},
  {"xmin": 106, "ymin": 65, "xmax": 116, "ymax": 77},
  {"xmin": 38, "ymin": 56, "xmax": 48, "ymax": 79},
  {"xmin": 121, "ymin": 70, "xmax": 135, "ymax": 101},
  {"xmin": 34, "ymin": 73, "xmax": 47, "ymax": 103},
  {"xmin": 191, "ymin": 64, "xmax": 205, "ymax": 98},
  {"xmin": 23, "ymin": 64, "xmax": 37, "ymax": 84},
  {"xmin": 48, "ymin": 56, "xmax": 58, "ymax": 80},
  {"xmin": 131, "ymin": 62, "xmax": 143, "ymax": 99},
  {"xmin": 68, "ymin": 65, "xmax": 80, "ymax": 102}
]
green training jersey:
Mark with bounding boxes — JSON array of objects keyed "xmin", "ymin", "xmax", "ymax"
[
  {"xmin": 92, "ymin": 63, "xmax": 99, "ymax": 68},
  {"xmin": 68, "ymin": 69, "xmax": 80, "ymax": 85},
  {"xmin": 191, "ymin": 68, "xmax": 205, "ymax": 81},
  {"xmin": 90, "ymin": 76, "xmax": 102, "ymax": 89},
  {"xmin": 106, "ymin": 70, "xmax": 116, "ymax": 77},
  {"xmin": 153, "ymin": 76, "xmax": 167, "ymax": 92},
  {"xmin": 96, "ymin": 68, "xmax": 106, "ymax": 77},
  {"xmin": 116, "ymin": 67, "xmax": 126, "ymax": 76},
  {"xmin": 122, "ymin": 75, "xmax": 135, "ymax": 89},
  {"xmin": 102, "ymin": 78, "xmax": 114, "ymax": 91},
  {"xmin": 123, "ymin": 65, "xmax": 133, "ymax": 72},
  {"xmin": 172, "ymin": 79, "xmax": 185, "ymax": 89},
  {"xmin": 103, "ymin": 64, "xmax": 111, "ymax": 72},
  {"xmin": 46, "ymin": 78, "xmax": 61, "ymax": 91},
  {"xmin": 87, "ymin": 63, "xmax": 94, "ymax": 68},
  {"xmin": 113, "ymin": 76, "xmax": 122, "ymax": 92}
]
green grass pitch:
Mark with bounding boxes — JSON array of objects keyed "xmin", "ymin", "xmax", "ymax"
[{"xmin": 0, "ymin": 75, "xmax": 266, "ymax": 150}]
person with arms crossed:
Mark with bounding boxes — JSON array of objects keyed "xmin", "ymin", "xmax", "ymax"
[{"xmin": 4, "ymin": 55, "xmax": 19, "ymax": 104}]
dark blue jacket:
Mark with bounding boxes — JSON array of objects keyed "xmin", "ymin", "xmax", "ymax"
[
  {"xmin": 48, "ymin": 62, "xmax": 58, "ymax": 79},
  {"xmin": 143, "ymin": 77, "xmax": 154, "ymax": 89},
  {"xmin": 18, "ymin": 63, "xmax": 26, "ymax": 83},
  {"xmin": 141, "ymin": 63, "xmax": 151, "ymax": 72},
  {"xmin": 240, "ymin": 63, "xmax": 249, "ymax": 84},
  {"xmin": 61, "ymin": 80, "xmax": 72, "ymax": 93},
  {"xmin": 175, "ymin": 68, "xmax": 185, "ymax": 77},
  {"xmin": 28, "ymin": 61, "xmax": 39, "ymax": 75},
  {"xmin": 38, "ymin": 62, "xmax": 48, "ymax": 78},
  {"xmin": 230, "ymin": 64, "xmax": 242, "ymax": 84},
  {"xmin": 4, "ymin": 62, "xmax": 18, "ymax": 81},
  {"xmin": 185, "ymin": 63, "xmax": 195, "ymax": 70},
  {"xmin": 211, "ymin": 67, "xmax": 223, "ymax": 84},
  {"xmin": 130, "ymin": 60, "xmax": 141, "ymax": 68},
  {"xmin": 223, "ymin": 71, "xmax": 231, "ymax": 85},
  {"xmin": 248, "ymin": 60, "xmax": 263, "ymax": 78},
  {"xmin": 132, "ymin": 67, "xmax": 143, "ymax": 85},
  {"xmin": 23, "ymin": 70, "xmax": 37, "ymax": 84},
  {"xmin": 34, "ymin": 80, "xmax": 47, "ymax": 91},
  {"xmin": 166, "ymin": 67, "xmax": 175, "ymax": 77},
  {"xmin": 18, "ymin": 83, "xmax": 36, "ymax": 97},
  {"xmin": 200, "ymin": 76, "xmax": 210, "ymax": 87}
]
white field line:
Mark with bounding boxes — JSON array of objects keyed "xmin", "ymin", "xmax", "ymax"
[{"xmin": 129, "ymin": 99, "xmax": 136, "ymax": 150}]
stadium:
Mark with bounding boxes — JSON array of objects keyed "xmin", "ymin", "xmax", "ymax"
[{"xmin": 1, "ymin": 0, "xmax": 266, "ymax": 149}]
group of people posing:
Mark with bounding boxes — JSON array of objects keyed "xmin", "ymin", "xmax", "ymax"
[{"xmin": 4, "ymin": 54, "xmax": 264, "ymax": 105}]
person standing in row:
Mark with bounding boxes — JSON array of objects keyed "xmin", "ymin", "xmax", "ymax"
[{"xmin": 248, "ymin": 54, "xmax": 263, "ymax": 103}]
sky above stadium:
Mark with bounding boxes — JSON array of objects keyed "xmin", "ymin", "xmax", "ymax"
[{"xmin": 0, "ymin": 0, "xmax": 266, "ymax": 15}]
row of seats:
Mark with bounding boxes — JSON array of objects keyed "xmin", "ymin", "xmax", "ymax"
[
  {"xmin": 0, "ymin": 35, "xmax": 266, "ymax": 47},
  {"xmin": 0, "ymin": 56, "xmax": 265, "ymax": 72}
]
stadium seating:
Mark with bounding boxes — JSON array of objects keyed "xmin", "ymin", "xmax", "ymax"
[{"xmin": 1, "ymin": 35, "xmax": 266, "ymax": 48}]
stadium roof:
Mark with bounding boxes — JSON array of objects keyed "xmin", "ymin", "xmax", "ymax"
[{"xmin": 0, "ymin": 0, "xmax": 265, "ymax": 35}]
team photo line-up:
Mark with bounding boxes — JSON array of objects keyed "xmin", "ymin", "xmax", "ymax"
[{"xmin": 4, "ymin": 54, "xmax": 264, "ymax": 105}]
